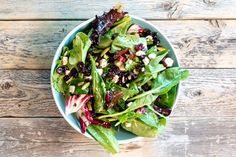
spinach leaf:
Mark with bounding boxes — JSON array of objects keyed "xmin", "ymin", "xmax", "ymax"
[
  {"xmin": 159, "ymin": 86, "xmax": 177, "ymax": 109},
  {"xmin": 106, "ymin": 82, "xmax": 139, "ymax": 100},
  {"xmin": 69, "ymin": 32, "xmax": 91, "ymax": 65},
  {"xmin": 52, "ymin": 72, "xmax": 68, "ymax": 95},
  {"xmin": 98, "ymin": 94, "xmax": 157, "ymax": 119},
  {"xmin": 87, "ymin": 124, "xmax": 119, "ymax": 154},
  {"xmin": 121, "ymin": 119, "xmax": 158, "ymax": 137},
  {"xmin": 91, "ymin": 56, "xmax": 106, "ymax": 113},
  {"xmin": 97, "ymin": 16, "xmax": 132, "ymax": 49},
  {"xmin": 146, "ymin": 45, "xmax": 157, "ymax": 55},
  {"xmin": 129, "ymin": 67, "xmax": 189, "ymax": 100},
  {"xmin": 146, "ymin": 64, "xmax": 166, "ymax": 78},
  {"xmin": 138, "ymin": 111, "xmax": 159, "ymax": 128},
  {"xmin": 111, "ymin": 34, "xmax": 147, "ymax": 53},
  {"xmin": 125, "ymin": 59, "xmax": 138, "ymax": 71}
]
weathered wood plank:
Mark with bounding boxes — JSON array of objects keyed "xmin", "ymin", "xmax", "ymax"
[
  {"xmin": 0, "ymin": 117, "xmax": 235, "ymax": 157},
  {"xmin": 1, "ymin": 0, "xmax": 236, "ymax": 20},
  {"xmin": 0, "ymin": 69, "xmax": 235, "ymax": 117},
  {"xmin": 0, "ymin": 20, "xmax": 236, "ymax": 69}
]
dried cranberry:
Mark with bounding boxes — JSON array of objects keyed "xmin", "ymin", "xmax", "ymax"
[
  {"xmin": 139, "ymin": 55, "xmax": 146, "ymax": 60},
  {"xmin": 70, "ymin": 68, "xmax": 78, "ymax": 77},
  {"xmin": 108, "ymin": 57, "xmax": 115, "ymax": 63},
  {"xmin": 136, "ymin": 107, "xmax": 147, "ymax": 114},
  {"xmin": 111, "ymin": 33, "xmax": 119, "ymax": 40},
  {"xmin": 63, "ymin": 75, "xmax": 71, "ymax": 81},
  {"xmin": 141, "ymin": 83, "xmax": 151, "ymax": 91},
  {"xmin": 117, "ymin": 56, "xmax": 126, "ymax": 62},
  {"xmin": 77, "ymin": 62, "xmax": 86, "ymax": 73},
  {"xmin": 135, "ymin": 44, "xmax": 144, "ymax": 51},
  {"xmin": 91, "ymin": 119, "xmax": 111, "ymax": 128},
  {"xmin": 105, "ymin": 91, "xmax": 113, "ymax": 103},
  {"xmin": 154, "ymin": 106, "xmax": 172, "ymax": 116}
]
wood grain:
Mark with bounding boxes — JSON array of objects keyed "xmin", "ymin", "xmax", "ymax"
[
  {"xmin": 0, "ymin": 69, "xmax": 235, "ymax": 117},
  {"xmin": 0, "ymin": 20, "xmax": 236, "ymax": 69},
  {"xmin": 1, "ymin": 0, "xmax": 236, "ymax": 20},
  {"xmin": 0, "ymin": 117, "xmax": 235, "ymax": 157}
]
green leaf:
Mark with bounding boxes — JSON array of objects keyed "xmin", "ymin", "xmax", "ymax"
[
  {"xmin": 146, "ymin": 45, "xmax": 157, "ymax": 55},
  {"xmin": 98, "ymin": 94, "xmax": 157, "ymax": 119},
  {"xmin": 138, "ymin": 111, "xmax": 159, "ymax": 128},
  {"xmin": 159, "ymin": 86, "xmax": 177, "ymax": 109},
  {"xmin": 91, "ymin": 56, "xmax": 106, "ymax": 113},
  {"xmin": 111, "ymin": 34, "xmax": 147, "ymax": 53},
  {"xmin": 106, "ymin": 81, "xmax": 139, "ymax": 101},
  {"xmin": 97, "ymin": 16, "xmax": 132, "ymax": 49},
  {"xmin": 121, "ymin": 119, "xmax": 158, "ymax": 137},
  {"xmin": 146, "ymin": 64, "xmax": 166, "ymax": 78},
  {"xmin": 87, "ymin": 125, "xmax": 119, "ymax": 154},
  {"xmin": 69, "ymin": 32, "xmax": 91, "ymax": 65},
  {"xmin": 125, "ymin": 59, "xmax": 138, "ymax": 71},
  {"xmin": 129, "ymin": 68, "xmax": 189, "ymax": 100}
]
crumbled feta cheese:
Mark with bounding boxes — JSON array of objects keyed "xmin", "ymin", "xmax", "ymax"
[
  {"xmin": 148, "ymin": 53, "xmax": 156, "ymax": 59},
  {"xmin": 99, "ymin": 59, "xmax": 108, "ymax": 68},
  {"xmin": 65, "ymin": 70, "xmax": 70, "ymax": 75},
  {"xmin": 97, "ymin": 68, "xmax": 103, "ymax": 76},
  {"xmin": 125, "ymin": 122, "xmax": 132, "ymax": 127},
  {"xmin": 142, "ymin": 57, "xmax": 150, "ymax": 65},
  {"xmin": 135, "ymin": 50, "xmax": 145, "ymax": 56},
  {"xmin": 126, "ymin": 83, "xmax": 130, "ymax": 87},
  {"xmin": 112, "ymin": 75, "xmax": 119, "ymax": 83},
  {"xmin": 126, "ymin": 102, "xmax": 132, "ymax": 107},
  {"xmin": 69, "ymin": 85, "xmax": 75, "ymax": 93},
  {"xmin": 162, "ymin": 57, "xmax": 174, "ymax": 67},
  {"xmin": 146, "ymin": 35, "xmax": 153, "ymax": 42},
  {"xmin": 96, "ymin": 62, "xmax": 99, "ymax": 66},
  {"xmin": 62, "ymin": 57, "xmax": 68, "ymax": 65},
  {"xmin": 141, "ymin": 67, "xmax": 145, "ymax": 72}
]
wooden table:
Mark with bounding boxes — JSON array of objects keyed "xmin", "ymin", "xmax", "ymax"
[{"xmin": 0, "ymin": 1, "xmax": 235, "ymax": 157}]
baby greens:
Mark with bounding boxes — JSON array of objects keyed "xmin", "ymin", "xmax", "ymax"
[{"xmin": 52, "ymin": 5, "xmax": 189, "ymax": 154}]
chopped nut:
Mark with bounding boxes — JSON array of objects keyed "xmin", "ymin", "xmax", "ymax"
[
  {"xmin": 112, "ymin": 75, "xmax": 119, "ymax": 83},
  {"xmin": 62, "ymin": 57, "xmax": 68, "ymax": 65},
  {"xmin": 115, "ymin": 61, "xmax": 125, "ymax": 71},
  {"xmin": 97, "ymin": 68, "xmax": 103, "ymax": 75},
  {"xmin": 126, "ymin": 83, "xmax": 130, "ymax": 87},
  {"xmin": 65, "ymin": 70, "xmax": 70, "ymax": 75},
  {"xmin": 81, "ymin": 82, "xmax": 90, "ymax": 90},
  {"xmin": 69, "ymin": 85, "xmax": 75, "ymax": 93},
  {"xmin": 142, "ymin": 57, "xmax": 150, "ymax": 65},
  {"xmin": 135, "ymin": 50, "xmax": 145, "ymax": 56},
  {"xmin": 99, "ymin": 59, "xmax": 108, "ymax": 68},
  {"xmin": 84, "ymin": 76, "xmax": 92, "ymax": 81},
  {"xmin": 96, "ymin": 62, "xmax": 99, "ymax": 66},
  {"xmin": 77, "ymin": 82, "xmax": 84, "ymax": 86},
  {"xmin": 162, "ymin": 57, "xmax": 174, "ymax": 67},
  {"xmin": 133, "ymin": 69, "xmax": 139, "ymax": 75},
  {"xmin": 128, "ymin": 75, "xmax": 132, "ymax": 80},
  {"xmin": 148, "ymin": 53, "xmax": 156, "ymax": 59},
  {"xmin": 146, "ymin": 35, "xmax": 153, "ymax": 42},
  {"xmin": 101, "ymin": 47, "xmax": 110, "ymax": 57}
]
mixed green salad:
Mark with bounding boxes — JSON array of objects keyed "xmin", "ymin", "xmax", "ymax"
[{"xmin": 52, "ymin": 5, "xmax": 189, "ymax": 154}]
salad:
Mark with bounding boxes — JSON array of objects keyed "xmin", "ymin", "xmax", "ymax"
[{"xmin": 52, "ymin": 4, "xmax": 189, "ymax": 154}]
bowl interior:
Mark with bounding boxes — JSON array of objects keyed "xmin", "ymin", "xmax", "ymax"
[{"xmin": 51, "ymin": 15, "xmax": 180, "ymax": 143}]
